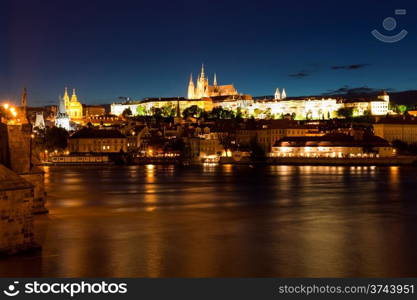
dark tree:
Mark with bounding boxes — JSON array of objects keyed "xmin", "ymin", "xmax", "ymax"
[
  {"xmin": 337, "ymin": 107, "xmax": 354, "ymax": 119},
  {"xmin": 44, "ymin": 127, "xmax": 69, "ymax": 150},
  {"xmin": 122, "ymin": 108, "xmax": 133, "ymax": 118},
  {"xmin": 210, "ymin": 107, "xmax": 235, "ymax": 119},
  {"xmin": 151, "ymin": 107, "xmax": 163, "ymax": 118},
  {"xmin": 182, "ymin": 105, "xmax": 203, "ymax": 118},
  {"xmin": 249, "ymin": 138, "xmax": 266, "ymax": 162},
  {"xmin": 218, "ymin": 134, "xmax": 234, "ymax": 152},
  {"xmin": 391, "ymin": 139, "xmax": 408, "ymax": 154}
]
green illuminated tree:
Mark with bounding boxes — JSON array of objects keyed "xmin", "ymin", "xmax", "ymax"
[
  {"xmin": 136, "ymin": 105, "xmax": 146, "ymax": 116},
  {"xmin": 161, "ymin": 104, "xmax": 175, "ymax": 117},
  {"xmin": 398, "ymin": 105, "xmax": 407, "ymax": 114}
]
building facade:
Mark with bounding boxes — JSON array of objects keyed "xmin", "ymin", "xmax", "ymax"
[
  {"xmin": 236, "ymin": 120, "xmax": 323, "ymax": 152},
  {"xmin": 271, "ymin": 133, "xmax": 394, "ymax": 158},
  {"xmin": 68, "ymin": 128, "xmax": 128, "ymax": 153},
  {"xmin": 374, "ymin": 119, "xmax": 417, "ymax": 144}
]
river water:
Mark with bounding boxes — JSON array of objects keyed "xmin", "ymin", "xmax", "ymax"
[{"xmin": 1, "ymin": 164, "xmax": 417, "ymax": 277}]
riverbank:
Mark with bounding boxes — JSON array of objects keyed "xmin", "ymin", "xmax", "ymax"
[
  {"xmin": 220, "ymin": 156, "xmax": 417, "ymax": 166},
  {"xmin": 39, "ymin": 155, "xmax": 417, "ymax": 167}
]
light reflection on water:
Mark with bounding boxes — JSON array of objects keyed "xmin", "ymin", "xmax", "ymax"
[{"xmin": 1, "ymin": 165, "xmax": 417, "ymax": 277}]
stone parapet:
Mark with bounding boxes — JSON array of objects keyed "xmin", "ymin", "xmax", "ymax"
[
  {"xmin": 0, "ymin": 165, "xmax": 39, "ymax": 255},
  {"xmin": 20, "ymin": 167, "xmax": 48, "ymax": 214}
]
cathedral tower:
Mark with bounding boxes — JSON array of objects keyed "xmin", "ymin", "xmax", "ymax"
[
  {"xmin": 186, "ymin": 64, "xmax": 238, "ymax": 99},
  {"xmin": 195, "ymin": 64, "xmax": 208, "ymax": 98},
  {"xmin": 378, "ymin": 90, "xmax": 390, "ymax": 102},
  {"xmin": 281, "ymin": 88, "xmax": 287, "ymax": 99},
  {"xmin": 71, "ymin": 88, "xmax": 78, "ymax": 102},
  {"xmin": 63, "ymin": 87, "xmax": 70, "ymax": 110},
  {"xmin": 20, "ymin": 88, "xmax": 28, "ymax": 124},
  {"xmin": 274, "ymin": 88, "xmax": 281, "ymax": 100},
  {"xmin": 187, "ymin": 74, "xmax": 195, "ymax": 99}
]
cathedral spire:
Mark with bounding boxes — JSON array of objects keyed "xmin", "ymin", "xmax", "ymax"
[
  {"xmin": 274, "ymin": 88, "xmax": 281, "ymax": 100},
  {"xmin": 213, "ymin": 73, "xmax": 217, "ymax": 86},
  {"xmin": 187, "ymin": 73, "xmax": 195, "ymax": 99},
  {"xmin": 200, "ymin": 63, "xmax": 205, "ymax": 79},
  {"xmin": 63, "ymin": 87, "xmax": 69, "ymax": 100},
  {"xmin": 63, "ymin": 87, "xmax": 70, "ymax": 109},
  {"xmin": 281, "ymin": 88, "xmax": 287, "ymax": 99},
  {"xmin": 71, "ymin": 88, "xmax": 77, "ymax": 102}
]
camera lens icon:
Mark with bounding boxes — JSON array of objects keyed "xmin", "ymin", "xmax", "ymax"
[
  {"xmin": 3, "ymin": 281, "xmax": 20, "ymax": 297},
  {"xmin": 372, "ymin": 9, "xmax": 408, "ymax": 43},
  {"xmin": 383, "ymin": 17, "xmax": 397, "ymax": 31}
]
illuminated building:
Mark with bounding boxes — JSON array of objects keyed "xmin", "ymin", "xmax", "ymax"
[
  {"xmin": 211, "ymin": 95, "xmax": 254, "ymax": 111},
  {"xmin": 187, "ymin": 128, "xmax": 225, "ymax": 161},
  {"xmin": 252, "ymin": 97, "xmax": 341, "ymax": 120},
  {"xmin": 187, "ymin": 65, "xmax": 238, "ymax": 99},
  {"xmin": 141, "ymin": 97, "xmax": 213, "ymax": 113},
  {"xmin": 252, "ymin": 90, "xmax": 390, "ymax": 120},
  {"xmin": 374, "ymin": 118, "xmax": 417, "ymax": 144},
  {"xmin": 124, "ymin": 125, "xmax": 149, "ymax": 152},
  {"xmin": 235, "ymin": 120, "xmax": 323, "ymax": 152},
  {"xmin": 63, "ymin": 87, "xmax": 83, "ymax": 122},
  {"xmin": 68, "ymin": 128, "xmax": 127, "ymax": 153},
  {"xmin": 34, "ymin": 112, "xmax": 46, "ymax": 129},
  {"xmin": 111, "ymin": 98, "xmax": 213, "ymax": 116},
  {"xmin": 84, "ymin": 105, "xmax": 105, "ymax": 117},
  {"xmin": 407, "ymin": 110, "xmax": 417, "ymax": 117},
  {"xmin": 84, "ymin": 114, "xmax": 124, "ymax": 127},
  {"xmin": 110, "ymin": 101, "xmax": 142, "ymax": 116},
  {"xmin": 110, "ymin": 71, "xmax": 390, "ymax": 120},
  {"xmin": 271, "ymin": 133, "xmax": 395, "ymax": 158}
]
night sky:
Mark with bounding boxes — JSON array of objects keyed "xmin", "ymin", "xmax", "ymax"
[{"xmin": 1, "ymin": 0, "xmax": 417, "ymax": 105}]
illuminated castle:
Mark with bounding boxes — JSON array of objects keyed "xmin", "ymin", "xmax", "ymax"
[
  {"xmin": 187, "ymin": 65, "xmax": 238, "ymax": 99},
  {"xmin": 63, "ymin": 87, "xmax": 83, "ymax": 121}
]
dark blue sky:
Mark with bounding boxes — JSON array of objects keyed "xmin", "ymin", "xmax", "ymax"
[{"xmin": 1, "ymin": 0, "xmax": 417, "ymax": 105}]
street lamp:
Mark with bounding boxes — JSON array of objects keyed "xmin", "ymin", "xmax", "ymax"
[{"xmin": 29, "ymin": 133, "xmax": 35, "ymax": 169}]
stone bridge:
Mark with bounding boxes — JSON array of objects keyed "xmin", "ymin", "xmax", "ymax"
[{"xmin": 0, "ymin": 122, "xmax": 47, "ymax": 255}]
